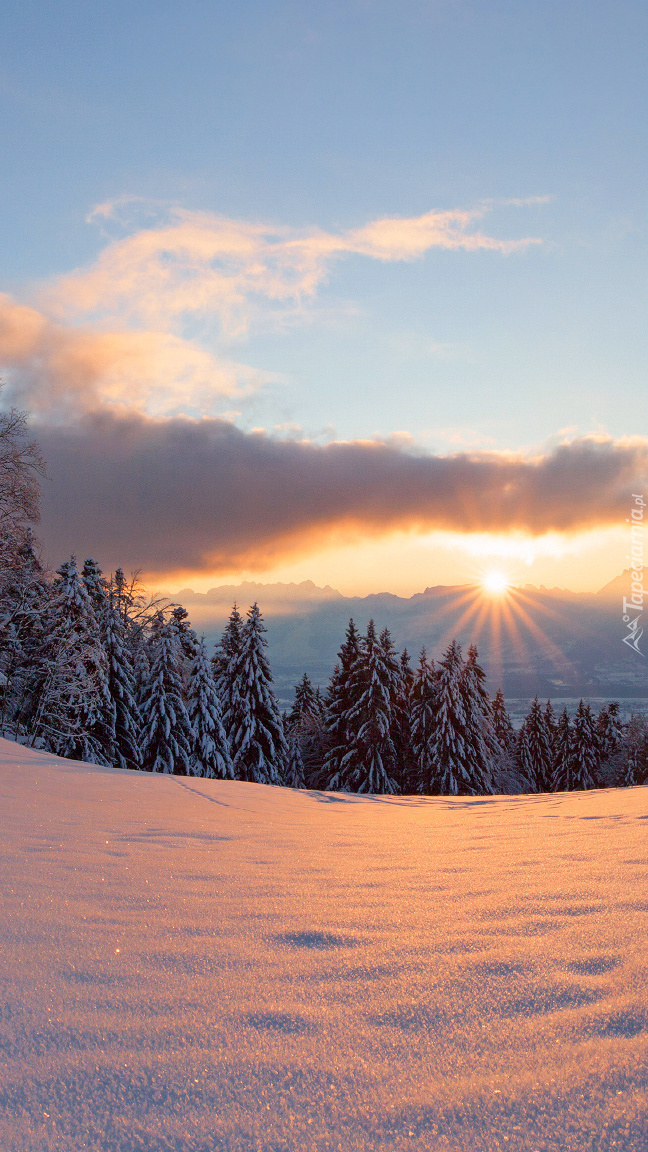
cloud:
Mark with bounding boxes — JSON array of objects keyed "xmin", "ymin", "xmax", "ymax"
[
  {"xmin": 35, "ymin": 411, "xmax": 648, "ymax": 578},
  {"xmin": 1, "ymin": 199, "xmax": 542, "ymax": 421},
  {"xmin": 0, "ymin": 293, "xmax": 261, "ymax": 419},
  {"xmin": 45, "ymin": 199, "xmax": 540, "ymax": 341}
]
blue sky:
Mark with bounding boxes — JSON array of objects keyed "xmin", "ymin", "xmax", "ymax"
[{"xmin": 1, "ymin": 0, "xmax": 647, "ymax": 591}]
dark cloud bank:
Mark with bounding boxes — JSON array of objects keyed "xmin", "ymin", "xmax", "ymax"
[{"xmin": 36, "ymin": 412, "xmax": 648, "ymax": 576}]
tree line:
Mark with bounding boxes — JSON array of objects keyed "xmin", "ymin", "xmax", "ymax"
[
  {"xmin": 2, "ymin": 551, "xmax": 647, "ymax": 794},
  {"xmin": 0, "ymin": 402, "xmax": 646, "ymax": 794}
]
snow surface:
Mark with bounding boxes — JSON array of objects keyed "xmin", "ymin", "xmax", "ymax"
[{"xmin": 1, "ymin": 739, "xmax": 647, "ymax": 1151}]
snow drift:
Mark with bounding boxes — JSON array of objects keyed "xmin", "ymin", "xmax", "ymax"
[{"xmin": 1, "ymin": 738, "xmax": 647, "ymax": 1151}]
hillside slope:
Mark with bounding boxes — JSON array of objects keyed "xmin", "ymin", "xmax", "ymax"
[{"xmin": 1, "ymin": 740, "xmax": 647, "ymax": 1151}]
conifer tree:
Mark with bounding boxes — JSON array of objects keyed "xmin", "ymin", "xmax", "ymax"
[
  {"xmin": 186, "ymin": 637, "xmax": 233, "ymax": 779},
  {"xmin": 429, "ymin": 640, "xmax": 477, "ymax": 795},
  {"xmin": 566, "ymin": 700, "xmax": 600, "ymax": 789},
  {"xmin": 518, "ymin": 696, "xmax": 553, "ymax": 792},
  {"xmin": 409, "ymin": 648, "xmax": 437, "ymax": 793},
  {"xmin": 544, "ymin": 699, "xmax": 557, "ymax": 748},
  {"xmin": 492, "ymin": 689, "xmax": 516, "ymax": 751},
  {"xmin": 0, "ymin": 530, "xmax": 49, "ymax": 737},
  {"xmin": 227, "ymin": 603, "xmax": 288, "ymax": 784},
  {"xmin": 490, "ymin": 689, "xmax": 521, "ymax": 793},
  {"xmin": 596, "ymin": 702, "xmax": 623, "ymax": 783},
  {"xmin": 392, "ymin": 646, "xmax": 414, "ymax": 792},
  {"xmin": 170, "ymin": 605, "xmax": 198, "ymax": 676},
  {"xmin": 288, "ymin": 672, "xmax": 326, "ymax": 783},
  {"xmin": 289, "ymin": 673, "xmax": 320, "ymax": 727},
  {"xmin": 103, "ymin": 575, "xmax": 142, "ymax": 771},
  {"xmin": 460, "ymin": 644, "xmax": 495, "ymax": 794},
  {"xmin": 331, "ymin": 621, "xmax": 399, "ymax": 794},
  {"xmin": 322, "ymin": 618, "xmax": 363, "ymax": 786},
  {"xmin": 213, "ymin": 604, "xmax": 243, "ymax": 735},
  {"xmin": 622, "ymin": 714, "xmax": 648, "ymax": 786},
  {"xmin": 140, "ymin": 612, "xmax": 193, "ymax": 774},
  {"xmin": 551, "ymin": 707, "xmax": 573, "ymax": 791},
  {"xmin": 31, "ymin": 557, "xmax": 113, "ymax": 765},
  {"xmin": 285, "ymin": 732, "xmax": 306, "ymax": 789}
]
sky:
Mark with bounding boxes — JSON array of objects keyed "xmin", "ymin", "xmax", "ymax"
[{"xmin": 1, "ymin": 0, "xmax": 647, "ymax": 594}]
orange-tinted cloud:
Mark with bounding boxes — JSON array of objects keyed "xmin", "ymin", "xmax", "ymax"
[
  {"xmin": 0, "ymin": 292, "xmax": 258, "ymax": 419},
  {"xmin": 46, "ymin": 200, "xmax": 540, "ymax": 341},
  {"xmin": 36, "ymin": 411, "xmax": 648, "ymax": 578},
  {"xmin": 2, "ymin": 199, "xmax": 541, "ymax": 420}
]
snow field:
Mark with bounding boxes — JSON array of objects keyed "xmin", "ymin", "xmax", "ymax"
[{"xmin": 1, "ymin": 738, "xmax": 647, "ymax": 1151}]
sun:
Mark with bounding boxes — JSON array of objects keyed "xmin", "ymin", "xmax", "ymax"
[{"xmin": 481, "ymin": 569, "xmax": 510, "ymax": 596}]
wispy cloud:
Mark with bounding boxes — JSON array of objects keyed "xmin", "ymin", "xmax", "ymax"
[
  {"xmin": 0, "ymin": 292, "xmax": 269, "ymax": 420},
  {"xmin": 47, "ymin": 200, "xmax": 540, "ymax": 338},
  {"xmin": 1, "ymin": 197, "xmax": 541, "ymax": 419}
]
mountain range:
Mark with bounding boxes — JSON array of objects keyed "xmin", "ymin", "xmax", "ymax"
[{"xmin": 169, "ymin": 571, "xmax": 648, "ymax": 710}]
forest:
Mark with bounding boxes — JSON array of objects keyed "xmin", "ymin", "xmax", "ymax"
[{"xmin": 1, "ymin": 405, "xmax": 646, "ymax": 795}]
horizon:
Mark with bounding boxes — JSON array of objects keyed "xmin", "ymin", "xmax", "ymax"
[{"xmin": 2, "ymin": 1, "xmax": 647, "ymax": 597}]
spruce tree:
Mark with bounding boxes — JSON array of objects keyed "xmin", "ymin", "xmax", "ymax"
[
  {"xmin": 285, "ymin": 732, "xmax": 306, "ymax": 789},
  {"xmin": 566, "ymin": 700, "xmax": 600, "ymax": 790},
  {"xmin": 460, "ymin": 644, "xmax": 495, "ymax": 794},
  {"xmin": 492, "ymin": 689, "xmax": 516, "ymax": 750},
  {"xmin": 288, "ymin": 673, "xmax": 326, "ymax": 784},
  {"xmin": 170, "ymin": 604, "xmax": 199, "ymax": 678},
  {"xmin": 622, "ymin": 714, "xmax": 648, "ymax": 786},
  {"xmin": 32, "ymin": 557, "xmax": 113, "ymax": 765},
  {"xmin": 518, "ymin": 696, "xmax": 553, "ymax": 792},
  {"xmin": 392, "ymin": 645, "xmax": 414, "ymax": 792},
  {"xmin": 332, "ymin": 621, "xmax": 399, "ymax": 794},
  {"xmin": 140, "ymin": 613, "xmax": 193, "ymax": 775},
  {"xmin": 186, "ymin": 637, "xmax": 233, "ymax": 779},
  {"xmin": 429, "ymin": 640, "xmax": 478, "ymax": 795},
  {"xmin": 596, "ymin": 702, "xmax": 623, "ymax": 783},
  {"xmin": 0, "ymin": 530, "xmax": 49, "ymax": 737},
  {"xmin": 103, "ymin": 575, "xmax": 142, "ymax": 771},
  {"xmin": 227, "ymin": 603, "xmax": 288, "ymax": 784},
  {"xmin": 322, "ymin": 619, "xmax": 363, "ymax": 787},
  {"xmin": 409, "ymin": 648, "xmax": 437, "ymax": 793},
  {"xmin": 490, "ymin": 689, "xmax": 521, "ymax": 793},
  {"xmin": 213, "ymin": 604, "xmax": 243, "ymax": 737},
  {"xmin": 551, "ymin": 707, "xmax": 573, "ymax": 791}
]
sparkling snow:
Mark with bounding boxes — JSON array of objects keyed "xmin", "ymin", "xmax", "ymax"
[{"xmin": 1, "ymin": 738, "xmax": 647, "ymax": 1151}]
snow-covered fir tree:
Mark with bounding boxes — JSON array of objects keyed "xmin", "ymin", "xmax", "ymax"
[
  {"xmin": 285, "ymin": 732, "xmax": 306, "ymax": 789},
  {"xmin": 621, "ymin": 714, "xmax": 648, "ymax": 786},
  {"xmin": 186, "ymin": 637, "xmax": 233, "ymax": 779},
  {"xmin": 321, "ymin": 618, "xmax": 363, "ymax": 787},
  {"xmin": 596, "ymin": 702, "xmax": 623, "ymax": 783},
  {"xmin": 563, "ymin": 699, "xmax": 600, "ymax": 790},
  {"xmin": 226, "ymin": 603, "xmax": 288, "ymax": 784},
  {"xmin": 489, "ymin": 689, "xmax": 521, "ymax": 792},
  {"xmin": 287, "ymin": 672, "xmax": 326, "ymax": 784},
  {"xmin": 492, "ymin": 689, "xmax": 516, "ymax": 751},
  {"xmin": 429, "ymin": 640, "xmax": 481, "ymax": 795},
  {"xmin": 213, "ymin": 604, "xmax": 243, "ymax": 737},
  {"xmin": 409, "ymin": 648, "xmax": 437, "ymax": 793},
  {"xmin": 460, "ymin": 644, "xmax": 495, "ymax": 794},
  {"xmin": 391, "ymin": 645, "xmax": 414, "ymax": 792},
  {"xmin": 551, "ymin": 707, "xmax": 573, "ymax": 791},
  {"xmin": 31, "ymin": 557, "xmax": 114, "ymax": 765},
  {"xmin": 140, "ymin": 612, "xmax": 193, "ymax": 775},
  {"xmin": 0, "ymin": 530, "xmax": 49, "ymax": 737},
  {"xmin": 517, "ymin": 696, "xmax": 553, "ymax": 792},
  {"xmin": 170, "ymin": 604, "xmax": 198, "ymax": 681},
  {"xmin": 102, "ymin": 574, "xmax": 142, "ymax": 771},
  {"xmin": 329, "ymin": 621, "xmax": 399, "ymax": 794}
]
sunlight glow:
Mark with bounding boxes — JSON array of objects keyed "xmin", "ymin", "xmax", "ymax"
[{"xmin": 482, "ymin": 570, "xmax": 510, "ymax": 595}]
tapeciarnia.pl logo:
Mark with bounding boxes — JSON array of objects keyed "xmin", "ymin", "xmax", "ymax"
[{"xmin": 622, "ymin": 493, "xmax": 645, "ymax": 656}]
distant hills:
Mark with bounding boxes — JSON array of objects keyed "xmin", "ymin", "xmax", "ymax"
[{"xmin": 168, "ymin": 571, "xmax": 648, "ymax": 707}]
